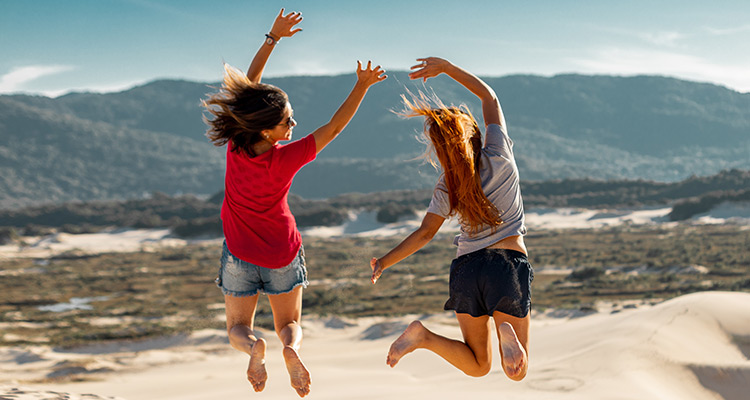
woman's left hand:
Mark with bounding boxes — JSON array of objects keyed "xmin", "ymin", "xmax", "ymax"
[
  {"xmin": 269, "ymin": 8, "xmax": 303, "ymax": 39},
  {"xmin": 408, "ymin": 57, "xmax": 451, "ymax": 82}
]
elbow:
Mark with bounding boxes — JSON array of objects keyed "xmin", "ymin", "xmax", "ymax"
[
  {"xmin": 417, "ymin": 226, "xmax": 438, "ymax": 243},
  {"xmin": 482, "ymin": 92, "xmax": 499, "ymax": 105},
  {"xmin": 325, "ymin": 123, "xmax": 345, "ymax": 140}
]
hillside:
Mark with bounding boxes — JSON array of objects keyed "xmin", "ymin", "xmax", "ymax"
[
  {"xmin": 1, "ymin": 72, "xmax": 748, "ymax": 207},
  {"xmin": 2, "ymin": 169, "xmax": 748, "ymax": 240}
]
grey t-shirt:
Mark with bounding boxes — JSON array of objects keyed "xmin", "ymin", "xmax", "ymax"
[{"xmin": 426, "ymin": 123, "xmax": 526, "ymax": 257}]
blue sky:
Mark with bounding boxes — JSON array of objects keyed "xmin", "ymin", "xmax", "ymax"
[{"xmin": 1, "ymin": 0, "xmax": 749, "ymax": 97}]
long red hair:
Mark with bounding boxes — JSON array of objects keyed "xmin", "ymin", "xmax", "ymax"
[{"xmin": 400, "ymin": 92, "xmax": 503, "ymax": 235}]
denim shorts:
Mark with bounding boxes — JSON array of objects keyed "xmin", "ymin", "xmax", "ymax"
[
  {"xmin": 216, "ymin": 241, "xmax": 308, "ymax": 297},
  {"xmin": 444, "ymin": 248, "xmax": 534, "ymax": 318}
]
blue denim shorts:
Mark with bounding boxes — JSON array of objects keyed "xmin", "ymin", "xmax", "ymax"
[
  {"xmin": 444, "ymin": 248, "xmax": 533, "ymax": 318},
  {"xmin": 216, "ymin": 241, "xmax": 308, "ymax": 297}
]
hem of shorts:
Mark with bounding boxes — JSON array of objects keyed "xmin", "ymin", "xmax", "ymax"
[
  {"xmin": 220, "ymin": 287, "xmax": 261, "ymax": 297},
  {"xmin": 262, "ymin": 280, "xmax": 309, "ymax": 296},
  {"xmin": 444, "ymin": 305, "xmax": 531, "ymax": 319}
]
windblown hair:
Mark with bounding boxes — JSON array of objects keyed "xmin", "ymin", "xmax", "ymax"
[
  {"xmin": 202, "ymin": 64, "xmax": 288, "ymax": 156},
  {"xmin": 400, "ymin": 91, "xmax": 503, "ymax": 235}
]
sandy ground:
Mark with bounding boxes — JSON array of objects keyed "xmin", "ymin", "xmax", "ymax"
[
  {"xmin": 1, "ymin": 205, "xmax": 749, "ymax": 398},
  {"xmin": 1, "ymin": 291, "xmax": 748, "ymax": 399}
]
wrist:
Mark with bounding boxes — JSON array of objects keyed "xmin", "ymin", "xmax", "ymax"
[
  {"xmin": 267, "ymin": 31, "xmax": 281, "ymax": 41},
  {"xmin": 264, "ymin": 32, "xmax": 280, "ymax": 46}
]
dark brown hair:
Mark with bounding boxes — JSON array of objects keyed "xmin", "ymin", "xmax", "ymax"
[
  {"xmin": 202, "ymin": 64, "xmax": 288, "ymax": 156},
  {"xmin": 400, "ymin": 91, "xmax": 502, "ymax": 235}
]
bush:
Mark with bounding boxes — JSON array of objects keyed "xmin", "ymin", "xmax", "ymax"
[
  {"xmin": 172, "ymin": 217, "xmax": 222, "ymax": 238},
  {"xmin": 0, "ymin": 227, "xmax": 17, "ymax": 245},
  {"xmin": 569, "ymin": 266, "xmax": 606, "ymax": 282},
  {"xmin": 376, "ymin": 203, "xmax": 416, "ymax": 223}
]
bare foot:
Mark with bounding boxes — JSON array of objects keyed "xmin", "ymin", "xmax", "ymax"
[
  {"xmin": 499, "ymin": 322, "xmax": 527, "ymax": 381},
  {"xmin": 283, "ymin": 346, "xmax": 311, "ymax": 397},
  {"xmin": 386, "ymin": 320, "xmax": 425, "ymax": 368},
  {"xmin": 247, "ymin": 338, "xmax": 267, "ymax": 392}
]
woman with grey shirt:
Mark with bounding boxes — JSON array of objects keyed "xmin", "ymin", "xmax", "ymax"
[{"xmin": 370, "ymin": 57, "xmax": 532, "ymax": 381}]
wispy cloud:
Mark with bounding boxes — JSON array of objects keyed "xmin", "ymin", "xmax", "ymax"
[
  {"xmin": 39, "ymin": 81, "xmax": 146, "ymax": 98},
  {"xmin": 585, "ymin": 24, "xmax": 690, "ymax": 48},
  {"xmin": 569, "ymin": 48, "xmax": 750, "ymax": 92},
  {"xmin": 704, "ymin": 24, "xmax": 750, "ymax": 36},
  {"xmin": 639, "ymin": 31, "xmax": 686, "ymax": 47},
  {"xmin": 0, "ymin": 65, "xmax": 74, "ymax": 93}
]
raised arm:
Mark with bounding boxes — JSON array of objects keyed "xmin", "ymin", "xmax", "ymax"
[
  {"xmin": 310, "ymin": 61, "xmax": 387, "ymax": 153},
  {"xmin": 246, "ymin": 8, "xmax": 303, "ymax": 83},
  {"xmin": 370, "ymin": 212, "xmax": 445, "ymax": 284},
  {"xmin": 409, "ymin": 57, "xmax": 506, "ymax": 128}
]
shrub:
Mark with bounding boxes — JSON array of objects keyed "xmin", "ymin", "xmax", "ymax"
[{"xmin": 569, "ymin": 266, "xmax": 605, "ymax": 282}]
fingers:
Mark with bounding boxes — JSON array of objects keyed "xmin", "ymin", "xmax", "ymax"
[
  {"xmin": 282, "ymin": 10, "xmax": 302, "ymax": 20},
  {"xmin": 370, "ymin": 258, "xmax": 383, "ymax": 284},
  {"xmin": 357, "ymin": 60, "xmax": 384, "ymax": 72},
  {"xmin": 287, "ymin": 12, "xmax": 303, "ymax": 23}
]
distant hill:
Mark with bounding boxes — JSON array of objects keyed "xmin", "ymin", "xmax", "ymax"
[{"xmin": 1, "ymin": 72, "xmax": 748, "ymax": 208}]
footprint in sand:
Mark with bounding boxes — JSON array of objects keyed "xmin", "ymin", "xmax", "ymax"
[{"xmin": 526, "ymin": 376, "xmax": 585, "ymax": 392}]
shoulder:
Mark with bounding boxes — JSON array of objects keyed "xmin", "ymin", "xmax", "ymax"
[
  {"xmin": 277, "ymin": 134, "xmax": 317, "ymax": 165},
  {"xmin": 278, "ymin": 134, "xmax": 315, "ymax": 153},
  {"xmin": 483, "ymin": 123, "xmax": 513, "ymax": 157}
]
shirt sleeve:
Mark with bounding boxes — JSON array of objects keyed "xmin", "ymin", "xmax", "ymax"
[
  {"xmin": 278, "ymin": 134, "xmax": 317, "ymax": 173},
  {"xmin": 425, "ymin": 177, "xmax": 451, "ymax": 218},
  {"xmin": 483, "ymin": 124, "xmax": 514, "ymax": 159}
]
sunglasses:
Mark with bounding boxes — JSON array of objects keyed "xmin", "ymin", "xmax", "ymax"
[{"xmin": 277, "ymin": 116, "xmax": 295, "ymax": 128}]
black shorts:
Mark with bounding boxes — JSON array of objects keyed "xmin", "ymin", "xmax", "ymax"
[{"xmin": 444, "ymin": 248, "xmax": 534, "ymax": 318}]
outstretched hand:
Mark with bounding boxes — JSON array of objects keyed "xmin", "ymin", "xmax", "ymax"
[
  {"xmin": 370, "ymin": 257, "xmax": 384, "ymax": 284},
  {"xmin": 356, "ymin": 60, "xmax": 388, "ymax": 87},
  {"xmin": 408, "ymin": 57, "xmax": 451, "ymax": 82},
  {"xmin": 269, "ymin": 8, "xmax": 303, "ymax": 39}
]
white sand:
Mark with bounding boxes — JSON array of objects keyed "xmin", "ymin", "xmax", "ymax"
[
  {"xmin": 3, "ymin": 205, "xmax": 749, "ymax": 260},
  {"xmin": 2, "ymin": 291, "xmax": 749, "ymax": 399},
  {"xmin": 2, "ymin": 206, "xmax": 749, "ymax": 398}
]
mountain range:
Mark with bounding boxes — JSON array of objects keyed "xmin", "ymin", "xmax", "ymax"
[{"xmin": 1, "ymin": 72, "xmax": 748, "ymax": 209}]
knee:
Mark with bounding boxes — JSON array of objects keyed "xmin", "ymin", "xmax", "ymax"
[
  {"xmin": 227, "ymin": 323, "xmax": 248, "ymax": 337},
  {"xmin": 465, "ymin": 361, "xmax": 492, "ymax": 378}
]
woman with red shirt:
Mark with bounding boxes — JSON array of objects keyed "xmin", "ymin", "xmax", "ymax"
[{"xmin": 202, "ymin": 9, "xmax": 386, "ymax": 397}]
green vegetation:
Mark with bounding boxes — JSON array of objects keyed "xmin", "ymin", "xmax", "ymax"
[
  {"xmin": 2, "ymin": 169, "xmax": 748, "ymax": 236},
  {"xmin": 669, "ymin": 188, "xmax": 750, "ymax": 221},
  {"xmin": 1, "ymin": 224, "xmax": 747, "ymax": 348}
]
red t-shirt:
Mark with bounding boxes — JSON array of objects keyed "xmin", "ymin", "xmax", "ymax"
[{"xmin": 221, "ymin": 134, "xmax": 317, "ymax": 268}]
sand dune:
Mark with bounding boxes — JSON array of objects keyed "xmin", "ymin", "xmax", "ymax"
[{"xmin": 2, "ymin": 291, "xmax": 748, "ymax": 399}]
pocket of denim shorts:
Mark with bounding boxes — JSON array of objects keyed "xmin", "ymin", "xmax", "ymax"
[{"xmin": 215, "ymin": 266, "xmax": 223, "ymax": 287}]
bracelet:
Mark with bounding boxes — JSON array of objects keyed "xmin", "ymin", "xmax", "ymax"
[{"xmin": 264, "ymin": 33, "xmax": 279, "ymax": 46}]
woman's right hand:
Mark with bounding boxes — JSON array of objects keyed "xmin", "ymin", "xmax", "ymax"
[
  {"xmin": 356, "ymin": 60, "xmax": 388, "ymax": 87},
  {"xmin": 269, "ymin": 8, "xmax": 303, "ymax": 39},
  {"xmin": 370, "ymin": 257, "xmax": 385, "ymax": 284},
  {"xmin": 408, "ymin": 57, "xmax": 452, "ymax": 82}
]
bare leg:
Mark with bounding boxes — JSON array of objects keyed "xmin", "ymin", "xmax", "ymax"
[
  {"xmin": 493, "ymin": 312, "xmax": 530, "ymax": 381},
  {"xmin": 387, "ymin": 313, "xmax": 493, "ymax": 377},
  {"xmin": 224, "ymin": 294, "xmax": 267, "ymax": 392},
  {"xmin": 268, "ymin": 285, "xmax": 310, "ymax": 397}
]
